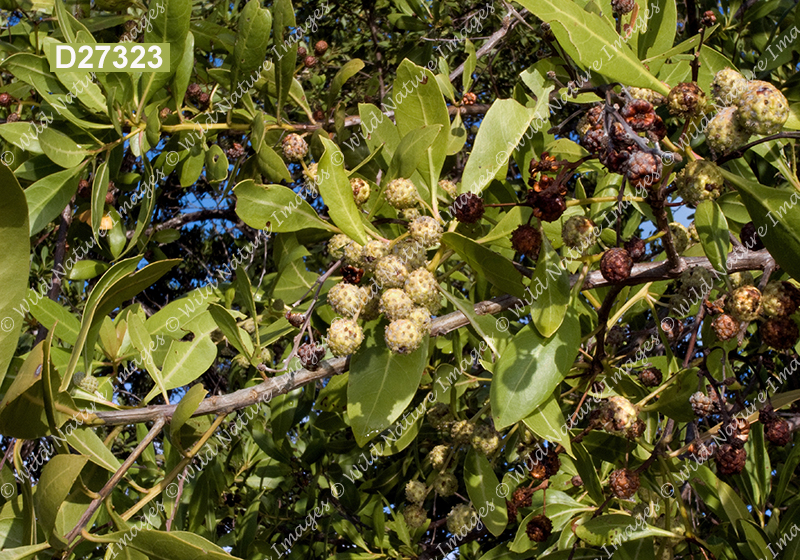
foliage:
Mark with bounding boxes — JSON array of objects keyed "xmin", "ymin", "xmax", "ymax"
[{"xmin": 0, "ymin": 0, "xmax": 799, "ymax": 559}]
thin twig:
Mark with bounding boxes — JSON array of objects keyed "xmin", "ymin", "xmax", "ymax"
[{"xmin": 65, "ymin": 417, "xmax": 166, "ymax": 543}]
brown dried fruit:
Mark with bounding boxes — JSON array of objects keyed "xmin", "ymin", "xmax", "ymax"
[
  {"xmin": 511, "ymin": 225, "xmax": 542, "ymax": 258},
  {"xmin": 760, "ymin": 317, "xmax": 800, "ymax": 349},
  {"xmin": 453, "ymin": 193, "xmax": 485, "ymax": 224},
  {"xmin": 298, "ymin": 342, "xmax": 326, "ymax": 370},
  {"xmin": 529, "ymin": 448, "xmax": 560, "ymax": 480},
  {"xmin": 5, "ymin": 113, "xmax": 19, "ymax": 123},
  {"xmin": 611, "ymin": 0, "xmax": 635, "ymax": 13},
  {"xmin": 286, "ymin": 312, "xmax": 305, "ymax": 328},
  {"xmin": 529, "ymin": 153, "xmax": 559, "ymax": 175},
  {"xmin": 701, "ymin": 10, "xmax": 717, "ymax": 26},
  {"xmin": 625, "ymin": 236, "xmax": 647, "ymax": 262},
  {"xmin": 313, "ymin": 109, "xmax": 325, "ymax": 122},
  {"xmin": 715, "ymin": 443, "xmax": 747, "ymax": 475},
  {"xmin": 740, "ymin": 222, "xmax": 764, "ymax": 251},
  {"xmin": 77, "ymin": 179, "xmax": 91, "ymax": 198},
  {"xmin": 526, "ymin": 515, "xmax": 553, "ymax": 542},
  {"xmin": 712, "ymin": 314, "xmax": 739, "ymax": 341},
  {"xmin": 609, "ymin": 468, "xmax": 640, "ymax": 499},
  {"xmin": 462, "ymin": 92, "xmax": 477, "ymax": 105},
  {"xmin": 639, "ymin": 367, "xmax": 663, "ymax": 387},
  {"xmin": 186, "ymin": 83, "xmax": 202, "ymax": 101},
  {"xmin": 621, "ymin": 99, "xmax": 656, "ymax": 132},
  {"xmin": 0, "ymin": 92, "xmax": 12, "ymax": 107},
  {"xmin": 314, "ymin": 40, "xmax": 328, "ymax": 56},
  {"xmin": 600, "ymin": 248, "xmax": 634, "ymax": 284},
  {"xmin": 304, "ymin": 56, "xmax": 317, "ymax": 68},
  {"xmin": 623, "ymin": 151, "xmax": 662, "ymax": 189},
  {"xmin": 226, "ymin": 143, "xmax": 245, "ymax": 159},
  {"xmin": 297, "ymin": 46, "xmax": 307, "ymax": 58},
  {"xmin": 765, "ymin": 418, "xmax": 792, "ymax": 446},
  {"xmin": 528, "ymin": 192, "xmax": 566, "ymax": 222}
]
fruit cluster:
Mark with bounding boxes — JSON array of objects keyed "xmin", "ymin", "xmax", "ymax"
[
  {"xmin": 709, "ymin": 280, "xmax": 800, "ymax": 349},
  {"xmin": 323, "ymin": 176, "xmax": 452, "ymax": 356},
  {"xmin": 707, "ymin": 68, "xmax": 789, "ymax": 154}
]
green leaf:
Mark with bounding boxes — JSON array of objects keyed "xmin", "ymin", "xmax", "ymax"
[
  {"xmin": 38, "ymin": 128, "xmax": 89, "ymax": 169},
  {"xmin": 385, "ymin": 125, "xmax": 443, "ymax": 184},
  {"xmin": 638, "ymin": 0, "xmax": 678, "ymax": 73},
  {"xmin": 234, "ymin": 265, "xmax": 259, "ymax": 349},
  {"xmin": 391, "ymin": 59, "xmax": 450, "ymax": 200},
  {"xmin": 461, "ymin": 99, "xmax": 535, "ymax": 195},
  {"xmin": 358, "ymin": 103, "xmax": 400, "ymax": 163},
  {"xmin": 28, "ymin": 295, "xmax": 81, "ymax": 346},
  {"xmin": 233, "ymin": 180, "xmax": 335, "ymax": 233},
  {"xmin": 232, "ymin": 1, "xmax": 271, "ymax": 87},
  {"xmin": 522, "ymin": 392, "xmax": 573, "ymax": 457},
  {"xmin": 0, "ymin": 543, "xmax": 51, "ymax": 560},
  {"xmin": 0, "ymin": 344, "xmax": 50, "ymax": 438},
  {"xmin": 66, "ymin": 260, "xmax": 110, "ymax": 281},
  {"xmin": 208, "ymin": 303, "xmax": 254, "ymax": 360},
  {"xmin": 491, "ymin": 307, "xmax": 581, "ymax": 429},
  {"xmin": 318, "ymin": 137, "xmax": 369, "ymax": 245},
  {"xmin": 64, "ymin": 426, "xmax": 123, "ymax": 473},
  {"xmin": 256, "ymin": 142, "xmax": 293, "ymax": 183},
  {"xmin": 464, "ymin": 448, "xmax": 508, "ymax": 537},
  {"xmin": 441, "ymin": 288, "xmax": 503, "ymax": 357},
  {"xmin": 91, "ymin": 161, "xmax": 110, "ymax": 241},
  {"xmin": 447, "ymin": 111, "xmax": 468, "ymax": 156},
  {"xmin": 33, "ymin": 455, "xmax": 87, "ymax": 539},
  {"xmin": 144, "ymin": 316, "xmax": 217, "ymax": 402},
  {"xmin": 205, "ymin": 145, "xmax": 229, "ymax": 183},
  {"xmin": 0, "ymin": 54, "xmax": 111, "ymax": 130},
  {"xmin": 328, "ymin": 59, "xmax": 365, "ymax": 109},
  {"xmin": 172, "ymin": 31, "xmax": 195, "ymax": 108},
  {"xmin": 721, "ymin": 170, "xmax": 800, "ymax": 281},
  {"xmin": 25, "ymin": 163, "xmax": 86, "ymax": 236},
  {"xmin": 347, "ymin": 323, "xmax": 429, "ymax": 446},
  {"xmin": 694, "ymin": 200, "xmax": 730, "ymax": 277},
  {"xmin": 515, "ymin": 0, "xmax": 670, "ymax": 95},
  {"xmin": 442, "ymin": 232, "xmax": 527, "ymax": 299},
  {"xmin": 126, "ymin": 529, "xmax": 238, "ymax": 559},
  {"xmin": 60, "ymin": 258, "xmax": 181, "ymax": 391},
  {"xmin": 478, "ymin": 206, "xmax": 534, "ymax": 245},
  {"xmin": 170, "ymin": 383, "xmax": 208, "ymax": 449},
  {"xmin": 530, "ymin": 236, "xmax": 570, "ymax": 338},
  {"xmin": 142, "ymin": 0, "xmax": 191, "ymax": 94},
  {"xmin": 0, "ymin": 164, "xmax": 30, "ymax": 384},
  {"xmin": 272, "ymin": 0, "xmax": 297, "ymax": 118},
  {"xmin": 463, "ymin": 39, "xmax": 477, "ymax": 93},
  {"xmin": 0, "ymin": 122, "xmax": 44, "ymax": 153},
  {"xmin": 575, "ymin": 514, "xmax": 675, "ymax": 546}
]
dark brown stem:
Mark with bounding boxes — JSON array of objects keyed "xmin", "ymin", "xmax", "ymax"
[
  {"xmin": 691, "ymin": 27, "xmax": 706, "ymax": 82},
  {"xmin": 683, "ymin": 305, "xmax": 706, "ymax": 369},
  {"xmin": 36, "ymin": 204, "xmax": 72, "ymax": 344},
  {"xmin": 715, "ymin": 132, "xmax": 800, "ymax": 164}
]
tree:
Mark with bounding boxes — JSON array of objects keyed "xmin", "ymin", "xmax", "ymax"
[{"xmin": 0, "ymin": 0, "xmax": 799, "ymax": 557}]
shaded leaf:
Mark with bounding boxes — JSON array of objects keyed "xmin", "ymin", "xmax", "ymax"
[{"xmin": 347, "ymin": 323, "xmax": 429, "ymax": 446}]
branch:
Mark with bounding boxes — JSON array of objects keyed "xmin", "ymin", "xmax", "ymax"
[
  {"xmin": 141, "ymin": 208, "xmax": 239, "ymax": 237},
  {"xmin": 86, "ymin": 249, "xmax": 777, "ymax": 427},
  {"xmin": 448, "ymin": 11, "xmax": 523, "ymax": 84},
  {"xmin": 715, "ymin": 131, "xmax": 800, "ymax": 165}
]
